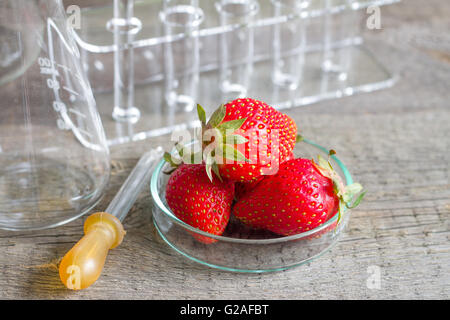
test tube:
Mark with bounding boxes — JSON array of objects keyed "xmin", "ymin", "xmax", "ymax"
[
  {"xmin": 271, "ymin": 0, "xmax": 310, "ymax": 90},
  {"xmin": 321, "ymin": 0, "xmax": 357, "ymax": 81},
  {"xmin": 216, "ymin": 0, "xmax": 259, "ymax": 98},
  {"xmin": 109, "ymin": 0, "xmax": 142, "ymax": 123},
  {"xmin": 160, "ymin": 0, "xmax": 204, "ymax": 112}
]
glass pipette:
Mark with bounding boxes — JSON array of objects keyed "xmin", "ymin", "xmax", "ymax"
[{"xmin": 59, "ymin": 147, "xmax": 163, "ymax": 290}]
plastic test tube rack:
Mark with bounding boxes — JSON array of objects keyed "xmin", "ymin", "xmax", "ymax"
[{"xmin": 74, "ymin": 0, "xmax": 400, "ymax": 146}]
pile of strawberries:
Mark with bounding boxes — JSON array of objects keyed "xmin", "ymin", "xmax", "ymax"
[{"xmin": 164, "ymin": 98, "xmax": 364, "ymax": 243}]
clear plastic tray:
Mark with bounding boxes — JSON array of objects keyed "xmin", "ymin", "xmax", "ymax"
[{"xmin": 74, "ymin": 0, "xmax": 400, "ymax": 146}]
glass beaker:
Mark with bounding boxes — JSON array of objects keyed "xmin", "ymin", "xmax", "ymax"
[{"xmin": 0, "ymin": 0, "xmax": 110, "ymax": 230}]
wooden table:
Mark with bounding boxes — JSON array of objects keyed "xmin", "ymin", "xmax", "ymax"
[{"xmin": 1, "ymin": 0, "xmax": 449, "ymax": 299}]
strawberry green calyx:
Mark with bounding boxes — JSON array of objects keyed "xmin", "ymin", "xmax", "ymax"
[
  {"xmin": 313, "ymin": 150, "xmax": 366, "ymax": 223},
  {"xmin": 163, "ymin": 142, "xmax": 186, "ymax": 174},
  {"xmin": 163, "ymin": 141, "xmax": 202, "ymax": 174},
  {"xmin": 197, "ymin": 103, "xmax": 207, "ymax": 125},
  {"xmin": 197, "ymin": 103, "xmax": 249, "ymax": 182},
  {"xmin": 163, "ymin": 152, "xmax": 178, "ymax": 175}
]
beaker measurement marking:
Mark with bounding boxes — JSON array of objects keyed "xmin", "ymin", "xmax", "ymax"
[
  {"xmin": 53, "ymin": 101, "xmax": 67, "ymax": 113},
  {"xmin": 62, "ymin": 86, "xmax": 79, "ymax": 96},
  {"xmin": 76, "ymin": 127, "xmax": 93, "ymax": 138},
  {"xmin": 69, "ymin": 108, "xmax": 87, "ymax": 118},
  {"xmin": 38, "ymin": 57, "xmax": 73, "ymax": 74},
  {"xmin": 47, "ymin": 78, "xmax": 60, "ymax": 90},
  {"xmin": 40, "ymin": 67, "xmax": 60, "ymax": 77},
  {"xmin": 38, "ymin": 57, "xmax": 54, "ymax": 67},
  {"xmin": 42, "ymin": 18, "xmax": 103, "ymax": 152}
]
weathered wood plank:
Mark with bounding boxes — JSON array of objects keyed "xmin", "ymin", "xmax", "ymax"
[{"xmin": 0, "ymin": 0, "xmax": 449, "ymax": 299}]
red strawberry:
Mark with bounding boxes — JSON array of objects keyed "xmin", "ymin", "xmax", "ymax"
[
  {"xmin": 165, "ymin": 164, "xmax": 235, "ymax": 243},
  {"xmin": 235, "ymin": 151, "xmax": 295, "ymax": 198},
  {"xmin": 234, "ymin": 151, "xmax": 295, "ymax": 201},
  {"xmin": 234, "ymin": 177, "xmax": 263, "ymax": 201},
  {"xmin": 232, "ymin": 154, "xmax": 364, "ymax": 236},
  {"xmin": 196, "ymin": 98, "xmax": 297, "ymax": 183}
]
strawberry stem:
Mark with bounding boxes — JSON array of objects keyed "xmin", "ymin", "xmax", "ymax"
[{"xmin": 313, "ymin": 153, "xmax": 365, "ymax": 224}]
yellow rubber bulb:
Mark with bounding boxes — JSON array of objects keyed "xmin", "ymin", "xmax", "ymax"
[{"xmin": 59, "ymin": 212, "xmax": 126, "ymax": 290}]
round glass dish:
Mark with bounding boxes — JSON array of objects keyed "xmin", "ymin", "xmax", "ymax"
[{"xmin": 150, "ymin": 139, "xmax": 354, "ymax": 272}]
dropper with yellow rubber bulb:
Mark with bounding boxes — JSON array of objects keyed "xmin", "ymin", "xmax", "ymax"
[{"xmin": 59, "ymin": 147, "xmax": 163, "ymax": 290}]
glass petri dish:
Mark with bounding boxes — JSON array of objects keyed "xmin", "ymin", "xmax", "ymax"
[{"xmin": 150, "ymin": 138, "xmax": 354, "ymax": 272}]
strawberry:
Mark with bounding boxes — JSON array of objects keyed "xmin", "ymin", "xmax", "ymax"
[
  {"xmin": 234, "ymin": 151, "xmax": 295, "ymax": 200},
  {"xmin": 165, "ymin": 164, "xmax": 235, "ymax": 243},
  {"xmin": 234, "ymin": 177, "xmax": 264, "ymax": 201},
  {"xmin": 232, "ymin": 153, "xmax": 365, "ymax": 236},
  {"xmin": 196, "ymin": 98, "xmax": 297, "ymax": 183}
]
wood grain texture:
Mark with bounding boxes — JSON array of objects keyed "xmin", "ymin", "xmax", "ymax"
[{"xmin": 0, "ymin": 0, "xmax": 449, "ymax": 299}]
